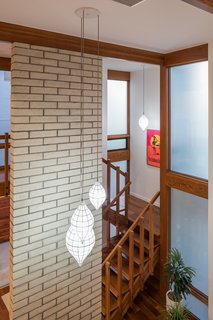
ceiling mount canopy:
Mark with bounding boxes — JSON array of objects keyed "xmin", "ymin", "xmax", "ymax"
[
  {"xmin": 75, "ymin": 7, "xmax": 100, "ymax": 19},
  {"xmin": 112, "ymin": 0, "xmax": 146, "ymax": 7}
]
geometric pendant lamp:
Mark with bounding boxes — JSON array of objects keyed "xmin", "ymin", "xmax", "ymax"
[{"xmin": 66, "ymin": 7, "xmax": 100, "ymax": 267}]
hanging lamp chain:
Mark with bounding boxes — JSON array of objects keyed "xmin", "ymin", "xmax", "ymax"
[
  {"xmin": 80, "ymin": 11, "xmax": 85, "ymax": 202},
  {"xmin": 143, "ymin": 65, "xmax": 145, "ymax": 115},
  {"xmin": 96, "ymin": 14, "xmax": 100, "ymax": 182}
]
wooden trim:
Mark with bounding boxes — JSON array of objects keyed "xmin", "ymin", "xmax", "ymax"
[
  {"xmin": 182, "ymin": 0, "xmax": 213, "ymax": 14},
  {"xmin": 0, "ymin": 57, "xmax": 11, "ymax": 71},
  {"xmin": 166, "ymin": 171, "xmax": 208, "ymax": 199},
  {"xmin": 0, "ymin": 21, "xmax": 164, "ymax": 65},
  {"xmin": 190, "ymin": 285, "xmax": 208, "ymax": 305},
  {"xmin": 165, "ymin": 44, "xmax": 208, "ymax": 67},
  {"xmin": 107, "ymin": 134, "xmax": 130, "ymax": 140},
  {"xmin": 108, "ymin": 70, "xmax": 130, "ymax": 81},
  {"xmin": 127, "ymin": 74, "xmax": 131, "ymax": 183},
  {"xmin": 108, "ymin": 150, "xmax": 130, "ymax": 162},
  {"xmin": 160, "ymin": 65, "xmax": 170, "ymax": 303}
]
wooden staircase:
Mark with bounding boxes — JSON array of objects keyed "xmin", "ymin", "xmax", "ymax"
[{"xmin": 102, "ymin": 156, "xmax": 160, "ymax": 320}]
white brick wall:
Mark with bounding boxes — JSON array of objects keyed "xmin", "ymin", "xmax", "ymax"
[{"xmin": 10, "ymin": 42, "xmax": 102, "ymax": 320}]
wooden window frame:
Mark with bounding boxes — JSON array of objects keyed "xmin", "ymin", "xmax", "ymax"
[
  {"xmin": 160, "ymin": 47, "xmax": 209, "ymax": 305},
  {"xmin": 107, "ymin": 70, "xmax": 131, "ymax": 177}
]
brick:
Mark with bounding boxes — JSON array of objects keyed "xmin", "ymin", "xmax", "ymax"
[
  {"xmin": 31, "ymin": 72, "xmax": 57, "ymax": 80},
  {"xmin": 11, "ymin": 44, "xmax": 102, "ymax": 320}
]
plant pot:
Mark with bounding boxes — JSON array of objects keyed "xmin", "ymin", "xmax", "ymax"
[{"xmin": 166, "ymin": 290, "xmax": 183, "ymax": 311}]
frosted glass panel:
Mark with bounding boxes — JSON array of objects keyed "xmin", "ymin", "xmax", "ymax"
[
  {"xmin": 185, "ymin": 295, "xmax": 208, "ymax": 319},
  {"xmin": 0, "ymin": 71, "xmax": 11, "ymax": 166},
  {"xmin": 107, "ymin": 80, "xmax": 127, "ymax": 135},
  {"xmin": 171, "ymin": 189, "xmax": 208, "ymax": 296},
  {"xmin": 107, "ymin": 139, "xmax": 126, "ymax": 151},
  {"xmin": 170, "ymin": 62, "xmax": 208, "ymax": 179}
]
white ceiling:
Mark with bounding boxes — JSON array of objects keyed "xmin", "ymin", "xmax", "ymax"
[{"xmin": 0, "ymin": 0, "xmax": 213, "ymax": 53}]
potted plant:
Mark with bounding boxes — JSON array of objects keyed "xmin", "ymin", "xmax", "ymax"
[
  {"xmin": 164, "ymin": 248, "xmax": 195, "ymax": 308},
  {"xmin": 167, "ymin": 302, "xmax": 189, "ymax": 320}
]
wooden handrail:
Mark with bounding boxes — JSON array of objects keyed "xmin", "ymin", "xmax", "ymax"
[
  {"xmin": 103, "ymin": 157, "xmax": 130, "ymax": 248},
  {"xmin": 102, "ymin": 191, "xmax": 160, "ymax": 267},
  {"xmin": 0, "ymin": 134, "xmax": 11, "ymax": 140},
  {"xmin": 102, "ymin": 157, "xmax": 126, "ymax": 177},
  {"xmin": 102, "ymin": 182, "xmax": 131, "ymax": 216}
]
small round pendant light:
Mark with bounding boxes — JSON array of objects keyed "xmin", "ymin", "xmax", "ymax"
[
  {"xmin": 139, "ymin": 65, "xmax": 149, "ymax": 131},
  {"xmin": 139, "ymin": 114, "xmax": 149, "ymax": 131},
  {"xmin": 89, "ymin": 12, "xmax": 106, "ymax": 210},
  {"xmin": 89, "ymin": 181, "xmax": 106, "ymax": 210}
]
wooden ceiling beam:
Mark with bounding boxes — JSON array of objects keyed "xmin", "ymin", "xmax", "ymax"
[
  {"xmin": 0, "ymin": 21, "xmax": 164, "ymax": 65},
  {"xmin": 182, "ymin": 0, "xmax": 213, "ymax": 14},
  {"xmin": 164, "ymin": 44, "xmax": 208, "ymax": 66}
]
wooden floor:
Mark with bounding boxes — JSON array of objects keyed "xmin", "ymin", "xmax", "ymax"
[{"xmin": 0, "ymin": 286, "xmax": 9, "ymax": 320}]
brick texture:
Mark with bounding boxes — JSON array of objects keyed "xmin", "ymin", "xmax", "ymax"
[{"xmin": 10, "ymin": 43, "xmax": 102, "ymax": 320}]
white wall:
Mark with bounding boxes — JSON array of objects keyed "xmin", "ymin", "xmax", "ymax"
[
  {"xmin": 208, "ymin": 41, "xmax": 213, "ymax": 320},
  {"xmin": 130, "ymin": 66, "xmax": 160, "ymax": 203}
]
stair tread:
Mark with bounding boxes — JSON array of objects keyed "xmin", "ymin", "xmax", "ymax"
[
  {"xmin": 111, "ymin": 255, "xmax": 139, "ymax": 281},
  {"xmin": 121, "ymin": 241, "xmax": 149, "ymax": 265},
  {"xmin": 133, "ymin": 232, "xmax": 160, "ymax": 249},
  {"xmin": 102, "ymin": 286, "xmax": 118, "ymax": 315},
  {"xmin": 102, "ymin": 268, "xmax": 129, "ymax": 298}
]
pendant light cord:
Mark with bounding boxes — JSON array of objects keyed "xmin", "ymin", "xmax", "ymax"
[
  {"xmin": 143, "ymin": 65, "xmax": 145, "ymax": 115},
  {"xmin": 80, "ymin": 11, "xmax": 85, "ymax": 202},
  {"xmin": 96, "ymin": 14, "xmax": 100, "ymax": 182}
]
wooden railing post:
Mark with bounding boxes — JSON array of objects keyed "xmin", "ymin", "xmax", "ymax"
[
  {"xmin": 106, "ymin": 217, "xmax": 110, "ymax": 247},
  {"xmin": 116, "ymin": 166, "xmax": 120, "ymax": 236},
  {"xmin": 125, "ymin": 172, "xmax": 129, "ymax": 219},
  {"xmin": 129, "ymin": 230, "xmax": 134, "ymax": 306},
  {"xmin": 105, "ymin": 261, "xmax": 111, "ymax": 320},
  {"xmin": 139, "ymin": 217, "xmax": 145, "ymax": 290},
  {"xmin": 107, "ymin": 159, "xmax": 111, "ymax": 205},
  {"xmin": 4, "ymin": 132, "xmax": 9, "ymax": 196},
  {"xmin": 117, "ymin": 246, "xmax": 122, "ymax": 312},
  {"xmin": 149, "ymin": 204, "xmax": 154, "ymax": 274}
]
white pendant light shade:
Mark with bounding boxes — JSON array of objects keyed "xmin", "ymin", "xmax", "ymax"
[
  {"xmin": 70, "ymin": 202, "xmax": 94, "ymax": 242},
  {"xmin": 66, "ymin": 227, "xmax": 95, "ymax": 267},
  {"xmin": 139, "ymin": 114, "xmax": 149, "ymax": 131},
  {"xmin": 89, "ymin": 181, "xmax": 106, "ymax": 210}
]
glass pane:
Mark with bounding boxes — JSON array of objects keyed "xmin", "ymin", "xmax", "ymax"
[
  {"xmin": 171, "ymin": 189, "xmax": 208, "ymax": 297},
  {"xmin": 107, "ymin": 139, "xmax": 126, "ymax": 151},
  {"xmin": 107, "ymin": 80, "xmax": 127, "ymax": 135},
  {"xmin": 170, "ymin": 61, "xmax": 208, "ymax": 179},
  {"xmin": 185, "ymin": 295, "xmax": 208, "ymax": 319},
  {"xmin": 0, "ymin": 71, "xmax": 11, "ymax": 166}
]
